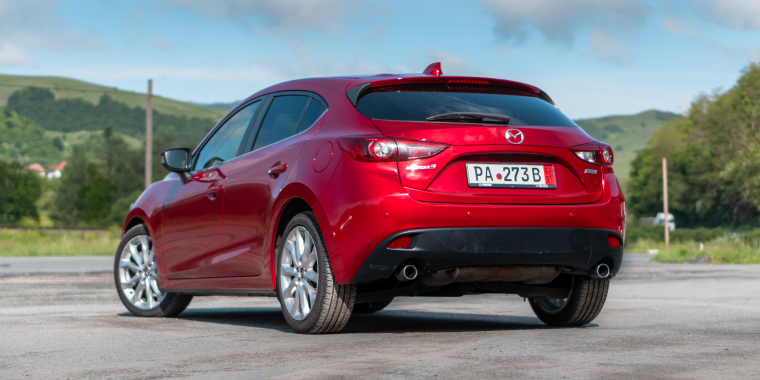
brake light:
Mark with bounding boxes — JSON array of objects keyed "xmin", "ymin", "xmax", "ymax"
[
  {"xmin": 574, "ymin": 150, "xmax": 596, "ymax": 164},
  {"xmin": 572, "ymin": 142, "xmax": 613, "ymax": 166},
  {"xmin": 600, "ymin": 143, "xmax": 614, "ymax": 166},
  {"xmin": 337, "ymin": 137, "xmax": 397, "ymax": 162},
  {"xmin": 338, "ymin": 137, "xmax": 448, "ymax": 162},
  {"xmin": 396, "ymin": 139, "xmax": 448, "ymax": 160},
  {"xmin": 608, "ymin": 236, "xmax": 622, "ymax": 248},
  {"xmin": 448, "ymin": 79, "xmax": 489, "ymax": 85},
  {"xmin": 388, "ymin": 235, "xmax": 413, "ymax": 249}
]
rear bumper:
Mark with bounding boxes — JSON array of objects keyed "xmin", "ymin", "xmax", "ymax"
[{"xmin": 352, "ymin": 228, "xmax": 623, "ymax": 283}]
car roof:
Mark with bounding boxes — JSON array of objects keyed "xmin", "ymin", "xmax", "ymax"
[{"xmin": 234, "ymin": 63, "xmax": 553, "ymax": 113}]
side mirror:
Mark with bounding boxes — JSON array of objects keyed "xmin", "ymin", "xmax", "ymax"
[{"xmin": 161, "ymin": 148, "xmax": 192, "ymax": 184}]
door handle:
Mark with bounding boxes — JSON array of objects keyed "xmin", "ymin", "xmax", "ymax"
[
  {"xmin": 207, "ymin": 185, "xmax": 223, "ymax": 200},
  {"xmin": 268, "ymin": 162, "xmax": 288, "ymax": 178}
]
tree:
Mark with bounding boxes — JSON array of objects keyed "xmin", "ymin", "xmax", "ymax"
[
  {"xmin": 0, "ymin": 160, "xmax": 43, "ymax": 225},
  {"xmin": 50, "ymin": 146, "xmax": 88, "ymax": 226},
  {"xmin": 628, "ymin": 64, "xmax": 760, "ymax": 227}
]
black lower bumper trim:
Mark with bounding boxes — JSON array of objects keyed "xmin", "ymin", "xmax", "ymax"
[{"xmin": 352, "ymin": 228, "xmax": 623, "ymax": 283}]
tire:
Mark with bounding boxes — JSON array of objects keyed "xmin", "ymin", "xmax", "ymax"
[
  {"xmin": 114, "ymin": 224, "xmax": 193, "ymax": 318},
  {"xmin": 353, "ymin": 299, "xmax": 393, "ymax": 314},
  {"xmin": 276, "ymin": 212, "xmax": 356, "ymax": 334},
  {"xmin": 529, "ymin": 275, "xmax": 609, "ymax": 326}
]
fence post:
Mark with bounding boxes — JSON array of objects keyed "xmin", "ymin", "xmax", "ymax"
[
  {"xmin": 145, "ymin": 79, "xmax": 153, "ymax": 189},
  {"xmin": 663, "ymin": 157, "xmax": 669, "ymax": 247}
]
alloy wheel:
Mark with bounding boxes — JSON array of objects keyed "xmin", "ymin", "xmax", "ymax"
[
  {"xmin": 279, "ymin": 226, "xmax": 319, "ymax": 321},
  {"xmin": 118, "ymin": 235, "xmax": 164, "ymax": 310}
]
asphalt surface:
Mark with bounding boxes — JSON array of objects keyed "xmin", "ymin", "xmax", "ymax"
[
  {"xmin": 0, "ymin": 256, "xmax": 112, "ymax": 276},
  {"xmin": 1, "ymin": 255, "xmax": 759, "ymax": 379}
]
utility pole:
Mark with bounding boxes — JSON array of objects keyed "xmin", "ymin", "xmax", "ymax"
[
  {"xmin": 145, "ymin": 79, "xmax": 153, "ymax": 189},
  {"xmin": 663, "ymin": 157, "xmax": 669, "ymax": 247}
]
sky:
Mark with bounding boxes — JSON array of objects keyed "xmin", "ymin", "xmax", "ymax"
[{"xmin": 1, "ymin": 0, "xmax": 759, "ymax": 119}]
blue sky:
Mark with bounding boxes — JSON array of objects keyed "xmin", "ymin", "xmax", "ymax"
[{"xmin": 1, "ymin": 0, "xmax": 759, "ymax": 119}]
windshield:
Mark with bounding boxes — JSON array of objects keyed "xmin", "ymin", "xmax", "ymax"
[{"xmin": 355, "ymin": 84, "xmax": 576, "ymax": 127}]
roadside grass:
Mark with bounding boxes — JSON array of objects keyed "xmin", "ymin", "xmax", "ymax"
[
  {"xmin": 0, "ymin": 228, "xmax": 120, "ymax": 257},
  {"xmin": 629, "ymin": 236, "xmax": 760, "ymax": 264}
]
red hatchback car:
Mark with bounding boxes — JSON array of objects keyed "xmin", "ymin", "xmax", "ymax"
[{"xmin": 114, "ymin": 63, "xmax": 625, "ymax": 334}]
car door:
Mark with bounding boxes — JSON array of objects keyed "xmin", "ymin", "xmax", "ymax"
[
  {"xmin": 161, "ymin": 101, "xmax": 262, "ymax": 279},
  {"xmin": 220, "ymin": 94, "xmax": 327, "ymax": 277}
]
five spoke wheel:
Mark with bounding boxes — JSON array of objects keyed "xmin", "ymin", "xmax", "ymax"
[
  {"xmin": 118, "ymin": 235, "xmax": 164, "ymax": 310},
  {"xmin": 279, "ymin": 226, "xmax": 319, "ymax": 321}
]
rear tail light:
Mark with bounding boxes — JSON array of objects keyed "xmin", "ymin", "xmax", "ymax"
[
  {"xmin": 600, "ymin": 143, "xmax": 614, "ymax": 165},
  {"xmin": 396, "ymin": 139, "xmax": 448, "ymax": 160},
  {"xmin": 608, "ymin": 236, "xmax": 622, "ymax": 248},
  {"xmin": 388, "ymin": 235, "xmax": 413, "ymax": 249},
  {"xmin": 337, "ymin": 137, "xmax": 397, "ymax": 162},
  {"xmin": 572, "ymin": 142, "xmax": 614, "ymax": 167},
  {"xmin": 574, "ymin": 150, "xmax": 596, "ymax": 164},
  {"xmin": 338, "ymin": 136, "xmax": 448, "ymax": 162}
]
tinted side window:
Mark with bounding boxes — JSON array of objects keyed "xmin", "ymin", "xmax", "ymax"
[
  {"xmin": 296, "ymin": 99, "xmax": 326, "ymax": 133},
  {"xmin": 253, "ymin": 96, "xmax": 309, "ymax": 151},
  {"xmin": 195, "ymin": 102, "xmax": 259, "ymax": 170}
]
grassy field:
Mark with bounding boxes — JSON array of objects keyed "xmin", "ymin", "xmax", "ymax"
[
  {"xmin": 574, "ymin": 110, "xmax": 680, "ymax": 187},
  {"xmin": 0, "ymin": 74, "xmax": 226, "ymax": 121},
  {"xmin": 626, "ymin": 227, "xmax": 760, "ymax": 264},
  {"xmin": 0, "ymin": 228, "xmax": 120, "ymax": 257}
]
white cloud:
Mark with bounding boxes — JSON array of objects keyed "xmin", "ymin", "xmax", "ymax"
[
  {"xmin": 151, "ymin": 36, "xmax": 173, "ymax": 51},
  {"xmin": 426, "ymin": 49, "xmax": 482, "ymax": 76},
  {"xmin": 589, "ymin": 30, "xmax": 631, "ymax": 65},
  {"xmin": 478, "ymin": 0, "xmax": 647, "ymax": 63},
  {"xmin": 663, "ymin": 17, "xmax": 702, "ymax": 37},
  {"xmin": 685, "ymin": 0, "xmax": 760, "ymax": 30},
  {"xmin": 0, "ymin": 43, "xmax": 35, "ymax": 66},
  {"xmin": 0, "ymin": 0, "xmax": 108, "ymax": 51},
  {"xmin": 160, "ymin": 0, "xmax": 376, "ymax": 36},
  {"xmin": 479, "ymin": 0, "xmax": 648, "ymax": 45}
]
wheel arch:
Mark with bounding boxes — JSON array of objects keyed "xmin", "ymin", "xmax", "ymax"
[
  {"xmin": 268, "ymin": 182, "xmax": 337, "ymax": 289},
  {"xmin": 124, "ymin": 216, "xmax": 147, "ymax": 235}
]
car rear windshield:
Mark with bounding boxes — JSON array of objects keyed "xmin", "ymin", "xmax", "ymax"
[{"xmin": 355, "ymin": 84, "xmax": 576, "ymax": 127}]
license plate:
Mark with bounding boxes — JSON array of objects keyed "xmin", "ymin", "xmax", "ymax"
[{"xmin": 466, "ymin": 163, "xmax": 557, "ymax": 189}]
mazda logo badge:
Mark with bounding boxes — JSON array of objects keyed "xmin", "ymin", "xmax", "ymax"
[{"xmin": 506, "ymin": 129, "xmax": 524, "ymax": 144}]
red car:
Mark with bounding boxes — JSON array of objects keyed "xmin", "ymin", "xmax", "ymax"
[{"xmin": 114, "ymin": 63, "xmax": 625, "ymax": 334}]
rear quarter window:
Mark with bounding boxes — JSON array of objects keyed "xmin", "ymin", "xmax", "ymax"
[
  {"xmin": 355, "ymin": 84, "xmax": 576, "ymax": 127},
  {"xmin": 253, "ymin": 95, "xmax": 310, "ymax": 150}
]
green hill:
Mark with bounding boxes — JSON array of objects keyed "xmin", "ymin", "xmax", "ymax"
[
  {"xmin": 0, "ymin": 74, "xmax": 226, "ymax": 121},
  {"xmin": 0, "ymin": 73, "xmax": 677, "ymax": 189},
  {"xmin": 573, "ymin": 110, "xmax": 681, "ymax": 187}
]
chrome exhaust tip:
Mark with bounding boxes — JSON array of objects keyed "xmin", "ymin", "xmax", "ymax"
[
  {"xmin": 395, "ymin": 264, "xmax": 418, "ymax": 282},
  {"xmin": 590, "ymin": 263, "xmax": 611, "ymax": 279}
]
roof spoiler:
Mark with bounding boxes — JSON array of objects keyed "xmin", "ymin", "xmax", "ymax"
[{"xmin": 345, "ymin": 61, "xmax": 556, "ymax": 106}]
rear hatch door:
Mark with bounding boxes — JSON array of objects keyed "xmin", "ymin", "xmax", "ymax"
[{"xmin": 354, "ymin": 81, "xmax": 603, "ymax": 205}]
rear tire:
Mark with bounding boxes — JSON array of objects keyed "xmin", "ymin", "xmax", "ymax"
[
  {"xmin": 276, "ymin": 212, "xmax": 356, "ymax": 334},
  {"xmin": 529, "ymin": 275, "xmax": 609, "ymax": 326},
  {"xmin": 353, "ymin": 298, "xmax": 393, "ymax": 314},
  {"xmin": 114, "ymin": 224, "xmax": 193, "ymax": 318}
]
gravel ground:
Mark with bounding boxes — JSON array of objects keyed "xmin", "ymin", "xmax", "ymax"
[{"xmin": 0, "ymin": 255, "xmax": 758, "ymax": 379}]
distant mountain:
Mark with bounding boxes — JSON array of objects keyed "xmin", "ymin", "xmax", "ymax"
[
  {"xmin": 573, "ymin": 110, "xmax": 681, "ymax": 187},
  {"xmin": 0, "ymin": 74, "xmax": 226, "ymax": 121}
]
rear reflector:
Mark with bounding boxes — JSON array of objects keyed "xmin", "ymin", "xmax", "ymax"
[
  {"xmin": 388, "ymin": 236, "xmax": 413, "ymax": 249},
  {"xmin": 608, "ymin": 236, "xmax": 622, "ymax": 248}
]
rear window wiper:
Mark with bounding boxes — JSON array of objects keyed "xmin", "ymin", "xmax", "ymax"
[{"xmin": 426, "ymin": 112, "xmax": 510, "ymax": 124}]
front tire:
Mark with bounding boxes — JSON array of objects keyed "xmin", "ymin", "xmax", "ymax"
[
  {"xmin": 529, "ymin": 275, "xmax": 609, "ymax": 326},
  {"xmin": 114, "ymin": 224, "xmax": 193, "ymax": 317},
  {"xmin": 276, "ymin": 212, "xmax": 356, "ymax": 334}
]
